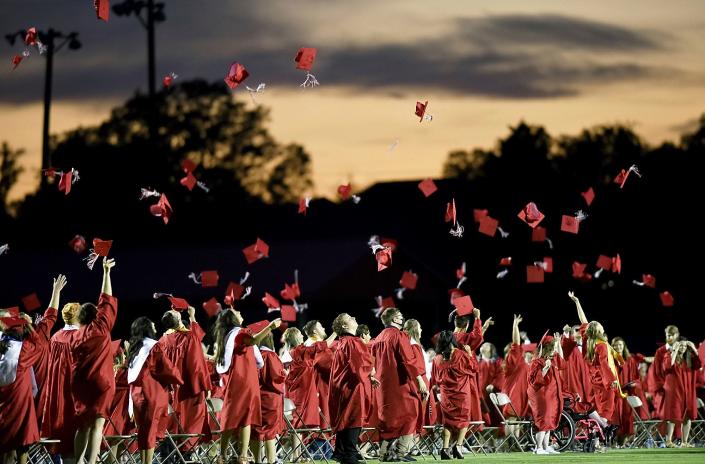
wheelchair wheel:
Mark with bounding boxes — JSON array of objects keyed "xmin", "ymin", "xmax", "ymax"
[{"xmin": 530, "ymin": 410, "xmax": 576, "ymax": 452}]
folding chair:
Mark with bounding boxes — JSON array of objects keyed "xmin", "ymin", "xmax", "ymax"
[
  {"xmin": 626, "ymin": 395, "xmax": 663, "ymax": 448},
  {"xmin": 489, "ymin": 392, "xmax": 532, "ymax": 452},
  {"xmin": 460, "ymin": 421, "xmax": 488, "ymax": 456},
  {"xmin": 416, "ymin": 425, "xmax": 443, "ymax": 459},
  {"xmin": 686, "ymin": 398, "xmax": 705, "ymax": 445},
  {"xmin": 277, "ymin": 397, "xmax": 330, "ymax": 463},
  {"xmin": 99, "ymin": 415, "xmax": 140, "ymax": 464},
  {"xmin": 201, "ymin": 397, "xmax": 251, "ymax": 464},
  {"xmin": 154, "ymin": 403, "xmax": 205, "ymax": 464},
  {"xmin": 28, "ymin": 439, "xmax": 59, "ymax": 464}
]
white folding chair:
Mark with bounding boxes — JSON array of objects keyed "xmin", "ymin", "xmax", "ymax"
[
  {"xmin": 277, "ymin": 397, "xmax": 330, "ymax": 463},
  {"xmin": 28, "ymin": 439, "xmax": 59, "ymax": 464},
  {"xmin": 626, "ymin": 395, "xmax": 663, "ymax": 448},
  {"xmin": 489, "ymin": 392, "xmax": 532, "ymax": 452}
]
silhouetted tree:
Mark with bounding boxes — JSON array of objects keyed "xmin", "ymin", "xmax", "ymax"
[
  {"xmin": 442, "ymin": 148, "xmax": 494, "ymax": 179},
  {"xmin": 0, "ymin": 142, "xmax": 25, "ymax": 207}
]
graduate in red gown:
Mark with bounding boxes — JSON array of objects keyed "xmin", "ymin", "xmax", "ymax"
[
  {"xmin": 560, "ymin": 324, "xmax": 594, "ymax": 404},
  {"xmin": 328, "ymin": 313, "xmax": 377, "ymax": 464},
  {"xmin": 649, "ymin": 325, "xmax": 680, "ymax": 420},
  {"xmin": 403, "ymin": 319, "xmax": 437, "ymax": 432},
  {"xmin": 451, "ymin": 308, "xmax": 485, "ymax": 427},
  {"xmin": 104, "ymin": 342, "xmax": 134, "ymax": 461},
  {"xmin": 355, "ymin": 324, "xmax": 380, "ymax": 455},
  {"xmin": 37, "ymin": 302, "xmax": 81, "ymax": 461},
  {"xmin": 214, "ymin": 309, "xmax": 281, "ymax": 464},
  {"xmin": 611, "ymin": 337, "xmax": 651, "ymax": 442},
  {"xmin": 303, "ymin": 320, "xmax": 335, "ymax": 429},
  {"xmin": 284, "ymin": 326, "xmax": 337, "ymax": 428},
  {"xmin": 431, "ymin": 331, "xmax": 476, "ymax": 460},
  {"xmin": 251, "ymin": 332, "xmax": 286, "ymax": 464},
  {"xmin": 159, "ymin": 306, "xmax": 212, "ymax": 451},
  {"xmin": 568, "ymin": 291, "xmax": 624, "ymax": 444},
  {"xmin": 478, "ymin": 342, "xmax": 503, "ymax": 426},
  {"xmin": 502, "ymin": 315, "xmax": 532, "ymax": 437},
  {"xmin": 72, "ymin": 258, "xmax": 118, "ymax": 464},
  {"xmin": 371, "ymin": 308, "xmax": 428, "ymax": 461},
  {"xmin": 662, "ymin": 338, "xmax": 702, "ymax": 447},
  {"xmin": 127, "ymin": 316, "xmax": 183, "ymax": 464},
  {"xmin": 527, "ymin": 332, "xmax": 564, "ymax": 455},
  {"xmin": 0, "ymin": 274, "xmax": 65, "ymax": 464}
]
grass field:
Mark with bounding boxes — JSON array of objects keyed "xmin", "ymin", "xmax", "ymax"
[{"xmin": 342, "ymin": 448, "xmax": 705, "ymax": 464}]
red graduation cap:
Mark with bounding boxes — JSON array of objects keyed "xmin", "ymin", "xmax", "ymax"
[
  {"xmin": 294, "ymin": 47, "xmax": 317, "ymax": 71},
  {"xmin": 614, "ymin": 169, "xmax": 630, "ymax": 188},
  {"xmin": 225, "ymin": 281, "xmax": 246, "ymax": 303},
  {"xmin": 21, "ymin": 293, "xmax": 41, "ymax": 312},
  {"xmin": 69, "ymin": 234, "xmax": 87, "ymax": 254},
  {"xmin": 478, "ymin": 216, "xmax": 498, "ymax": 237},
  {"xmin": 517, "ymin": 202, "xmax": 545, "ymax": 228},
  {"xmin": 1, "ymin": 307, "xmax": 20, "ymax": 317},
  {"xmin": 224, "ymin": 62, "xmax": 249, "ymax": 89},
  {"xmin": 281, "ymin": 305, "xmax": 297, "ymax": 322},
  {"xmin": 473, "ymin": 209, "xmax": 488, "ymax": 223},
  {"xmin": 453, "ymin": 295, "xmax": 474, "ymax": 316},
  {"xmin": 181, "ymin": 159, "xmax": 197, "ymax": 173},
  {"xmin": 526, "ymin": 265, "xmax": 545, "ymax": 283},
  {"xmin": 247, "ymin": 320, "xmax": 270, "ymax": 334},
  {"xmin": 202, "ymin": 297, "xmax": 222, "ymax": 318},
  {"xmin": 200, "ymin": 270, "xmax": 219, "ymax": 288},
  {"xmin": 522, "ymin": 343, "xmax": 538, "ymax": 353},
  {"xmin": 380, "ymin": 296, "xmax": 396, "ymax": 310},
  {"xmin": 581, "ymin": 187, "xmax": 595, "ymax": 206},
  {"xmin": 418, "ymin": 178, "xmax": 437, "ymax": 197},
  {"xmin": 94, "ymin": 0, "xmax": 110, "ymax": 21},
  {"xmin": 262, "ymin": 292, "xmax": 280, "ymax": 309},
  {"xmin": 375, "ymin": 247, "xmax": 392, "ymax": 272},
  {"xmin": 612, "ymin": 254, "xmax": 621, "ymax": 274},
  {"xmin": 298, "ymin": 197, "xmax": 309, "ymax": 215},
  {"xmin": 0, "ymin": 316, "xmax": 30, "ymax": 331},
  {"xmin": 415, "ymin": 101, "xmax": 428, "ymax": 122},
  {"xmin": 499, "ymin": 257, "xmax": 512, "ymax": 266},
  {"xmin": 572, "ymin": 261, "xmax": 592, "ymax": 281},
  {"xmin": 149, "ymin": 193, "xmax": 172, "ymax": 224},
  {"xmin": 280, "ymin": 283, "xmax": 301, "ymax": 301},
  {"xmin": 11, "ymin": 54, "xmax": 24, "ymax": 70},
  {"xmin": 180, "ymin": 172, "xmax": 197, "ymax": 191},
  {"xmin": 399, "ymin": 271, "xmax": 418, "ymax": 290},
  {"xmin": 537, "ymin": 330, "xmax": 553, "ymax": 350},
  {"xmin": 337, "ymin": 183, "xmax": 352, "ymax": 201},
  {"xmin": 380, "ymin": 237, "xmax": 397, "ymax": 252},
  {"xmin": 532, "ymin": 226, "xmax": 547, "ymax": 242},
  {"xmin": 642, "ymin": 274, "xmax": 656, "ymax": 288},
  {"xmin": 163, "ymin": 74, "xmax": 174, "ymax": 87},
  {"xmin": 93, "ymin": 238, "xmax": 113, "ymax": 257},
  {"xmin": 448, "ymin": 288, "xmax": 465, "ymax": 303},
  {"xmin": 242, "ymin": 238, "xmax": 270, "ymax": 264},
  {"xmin": 444, "ymin": 200, "xmax": 457, "ymax": 224},
  {"xmin": 659, "ymin": 291, "xmax": 674, "ymax": 307},
  {"xmin": 167, "ymin": 296, "xmax": 189, "ymax": 311},
  {"xmin": 58, "ymin": 170, "xmax": 72, "ymax": 195},
  {"xmin": 596, "ymin": 255, "xmax": 612, "ymax": 270},
  {"xmin": 560, "ymin": 215, "xmax": 579, "ymax": 234}
]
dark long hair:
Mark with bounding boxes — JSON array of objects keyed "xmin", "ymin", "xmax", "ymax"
[
  {"xmin": 126, "ymin": 317, "xmax": 157, "ymax": 367},
  {"xmin": 78, "ymin": 303, "xmax": 98, "ymax": 325},
  {"xmin": 0, "ymin": 324, "xmax": 31, "ymax": 355},
  {"xmin": 214, "ymin": 310, "xmax": 239, "ymax": 366},
  {"xmin": 435, "ymin": 331, "xmax": 457, "ymax": 360}
]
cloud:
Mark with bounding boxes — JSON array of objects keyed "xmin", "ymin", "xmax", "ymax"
[{"xmin": 0, "ymin": 4, "xmax": 677, "ymax": 103}]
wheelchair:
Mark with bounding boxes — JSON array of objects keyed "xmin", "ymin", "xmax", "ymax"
[{"xmin": 530, "ymin": 395, "xmax": 605, "ymax": 452}]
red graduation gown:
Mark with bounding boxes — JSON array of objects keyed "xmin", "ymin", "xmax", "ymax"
[
  {"xmin": 0, "ymin": 306, "xmax": 57, "ymax": 453},
  {"xmin": 312, "ymin": 341, "xmax": 334, "ymax": 428},
  {"xmin": 649, "ymin": 344, "xmax": 669, "ymax": 419},
  {"xmin": 410, "ymin": 343, "xmax": 436, "ymax": 430},
  {"xmin": 615, "ymin": 354, "xmax": 649, "ymax": 437},
  {"xmin": 502, "ymin": 344, "xmax": 530, "ymax": 418},
  {"xmin": 662, "ymin": 352, "xmax": 701, "ymax": 422},
  {"xmin": 105, "ymin": 367, "xmax": 133, "ymax": 436},
  {"xmin": 71, "ymin": 293, "xmax": 118, "ymax": 426},
  {"xmin": 253, "ymin": 349, "xmax": 286, "ymax": 440},
  {"xmin": 220, "ymin": 328, "xmax": 262, "ymax": 430},
  {"xmin": 159, "ymin": 322, "xmax": 212, "ymax": 444},
  {"xmin": 286, "ymin": 341, "xmax": 325, "ymax": 427},
  {"xmin": 38, "ymin": 327, "xmax": 80, "ymax": 454},
  {"xmin": 579, "ymin": 325, "xmax": 621, "ymax": 422},
  {"xmin": 478, "ymin": 356, "xmax": 503, "ymax": 426},
  {"xmin": 431, "ymin": 349, "xmax": 475, "ymax": 430},
  {"xmin": 371, "ymin": 327, "xmax": 423, "ymax": 440},
  {"xmin": 527, "ymin": 356, "xmax": 563, "ymax": 431},
  {"xmin": 560, "ymin": 336, "xmax": 594, "ymax": 404},
  {"xmin": 32, "ymin": 339, "xmax": 50, "ymax": 406},
  {"xmin": 328, "ymin": 335, "xmax": 374, "ymax": 432},
  {"xmin": 453, "ymin": 320, "xmax": 484, "ymax": 424},
  {"xmin": 131, "ymin": 343, "xmax": 183, "ymax": 449}
]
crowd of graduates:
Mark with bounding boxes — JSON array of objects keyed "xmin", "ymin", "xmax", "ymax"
[{"xmin": 1, "ymin": 258, "xmax": 704, "ymax": 464}]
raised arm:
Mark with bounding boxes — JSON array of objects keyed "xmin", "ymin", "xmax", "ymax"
[
  {"xmin": 325, "ymin": 331, "xmax": 338, "ymax": 348},
  {"xmin": 250, "ymin": 318, "xmax": 282, "ymax": 346},
  {"xmin": 512, "ymin": 314, "xmax": 522, "ymax": 345},
  {"xmin": 568, "ymin": 291, "xmax": 588, "ymax": 325},
  {"xmin": 49, "ymin": 274, "xmax": 67, "ymax": 309},
  {"xmin": 101, "ymin": 258, "xmax": 115, "ymax": 296},
  {"xmin": 482, "ymin": 316, "xmax": 494, "ymax": 335}
]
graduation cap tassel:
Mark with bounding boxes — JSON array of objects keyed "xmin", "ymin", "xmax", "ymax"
[
  {"xmin": 300, "ymin": 72, "xmax": 320, "ymax": 88},
  {"xmin": 447, "ymin": 309, "xmax": 457, "ymax": 323},
  {"xmin": 449, "ymin": 223, "xmax": 464, "ymax": 238},
  {"xmin": 187, "ymin": 272, "xmax": 201, "ymax": 285},
  {"xmin": 240, "ymin": 272, "xmax": 251, "ymax": 285},
  {"xmin": 196, "ymin": 181, "xmax": 210, "ymax": 193},
  {"xmin": 139, "ymin": 188, "xmax": 160, "ymax": 200},
  {"xmin": 0, "ymin": 243, "xmax": 8, "ymax": 256},
  {"xmin": 496, "ymin": 269, "xmax": 509, "ymax": 279},
  {"xmin": 84, "ymin": 250, "xmax": 100, "ymax": 271},
  {"xmin": 498, "ymin": 227, "xmax": 509, "ymax": 238}
]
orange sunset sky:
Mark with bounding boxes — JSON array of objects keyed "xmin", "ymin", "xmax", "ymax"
[{"xmin": 1, "ymin": 0, "xmax": 704, "ymax": 203}]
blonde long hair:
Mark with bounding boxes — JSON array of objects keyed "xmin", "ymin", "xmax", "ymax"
[{"xmin": 585, "ymin": 321, "xmax": 608, "ymax": 362}]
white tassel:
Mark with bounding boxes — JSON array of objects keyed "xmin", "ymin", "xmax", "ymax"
[
  {"xmin": 0, "ymin": 243, "xmax": 8, "ymax": 255},
  {"xmin": 153, "ymin": 292, "xmax": 173, "ymax": 299},
  {"xmin": 457, "ymin": 275, "xmax": 467, "ymax": 289},
  {"xmin": 594, "ymin": 268, "xmax": 604, "ymax": 278},
  {"xmin": 294, "ymin": 301, "xmax": 308, "ymax": 313},
  {"xmin": 395, "ymin": 288, "xmax": 406, "ymax": 300},
  {"xmin": 575, "ymin": 210, "xmax": 588, "ymax": 222},
  {"xmin": 533, "ymin": 261, "xmax": 548, "ymax": 270},
  {"xmin": 84, "ymin": 251, "xmax": 99, "ymax": 270},
  {"xmin": 139, "ymin": 188, "xmax": 160, "ymax": 200},
  {"xmin": 70, "ymin": 168, "xmax": 80, "ymax": 183},
  {"xmin": 632, "ymin": 280, "xmax": 646, "ymax": 287},
  {"xmin": 300, "ymin": 73, "xmax": 319, "ymax": 88},
  {"xmin": 546, "ymin": 238, "xmax": 554, "ymax": 250},
  {"xmin": 628, "ymin": 164, "xmax": 642, "ymax": 178},
  {"xmin": 188, "ymin": 272, "xmax": 201, "ymax": 285},
  {"xmin": 496, "ymin": 269, "xmax": 509, "ymax": 279},
  {"xmin": 240, "ymin": 271, "xmax": 251, "ymax": 285},
  {"xmin": 498, "ymin": 227, "xmax": 509, "ymax": 238},
  {"xmin": 196, "ymin": 181, "xmax": 210, "ymax": 193},
  {"xmin": 352, "ymin": 195, "xmax": 361, "ymax": 204},
  {"xmin": 449, "ymin": 223, "xmax": 464, "ymax": 238},
  {"xmin": 242, "ymin": 286, "xmax": 252, "ymax": 299},
  {"xmin": 423, "ymin": 114, "xmax": 433, "ymax": 122}
]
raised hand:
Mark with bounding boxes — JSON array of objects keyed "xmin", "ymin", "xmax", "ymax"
[
  {"xmin": 473, "ymin": 307, "xmax": 481, "ymax": 319},
  {"xmin": 269, "ymin": 318, "xmax": 282, "ymax": 330},
  {"xmin": 568, "ymin": 291, "xmax": 578, "ymax": 302},
  {"xmin": 103, "ymin": 257, "xmax": 116, "ymax": 272},
  {"xmin": 52, "ymin": 274, "xmax": 67, "ymax": 293},
  {"xmin": 514, "ymin": 314, "xmax": 523, "ymax": 325}
]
